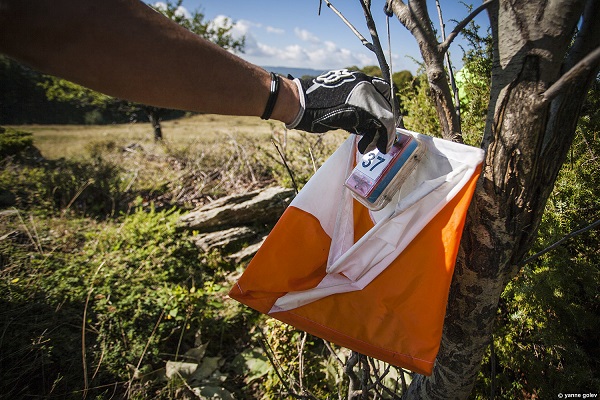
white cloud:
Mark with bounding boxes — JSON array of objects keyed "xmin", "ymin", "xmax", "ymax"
[
  {"xmin": 323, "ymin": 41, "xmax": 337, "ymax": 52},
  {"xmin": 266, "ymin": 26, "xmax": 285, "ymax": 35},
  {"xmin": 211, "ymin": 15, "xmax": 257, "ymax": 39},
  {"xmin": 153, "ymin": 2, "xmax": 191, "ymax": 19},
  {"xmin": 255, "ymin": 41, "xmax": 376, "ymax": 70},
  {"xmin": 205, "ymin": 14, "xmax": 377, "ymax": 70},
  {"xmin": 294, "ymin": 27, "xmax": 321, "ymax": 44},
  {"xmin": 252, "ymin": 42, "xmax": 280, "ymax": 58}
]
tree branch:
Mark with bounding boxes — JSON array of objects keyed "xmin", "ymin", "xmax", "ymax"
[
  {"xmin": 321, "ymin": 0, "xmax": 391, "ymax": 82},
  {"xmin": 519, "ymin": 218, "xmax": 600, "ymax": 266},
  {"xmin": 367, "ymin": 358, "xmax": 402, "ymax": 399},
  {"xmin": 321, "ymin": 0, "xmax": 374, "ymax": 52},
  {"xmin": 540, "ymin": 46, "xmax": 600, "ymax": 104},
  {"xmin": 322, "ymin": 340, "xmax": 345, "ymax": 367},
  {"xmin": 345, "ymin": 351, "xmax": 362, "ymax": 399},
  {"xmin": 435, "ymin": 0, "xmax": 461, "ymax": 131},
  {"xmin": 439, "ymin": 0, "xmax": 495, "ymax": 54},
  {"xmin": 359, "ymin": 0, "xmax": 391, "ymax": 82}
]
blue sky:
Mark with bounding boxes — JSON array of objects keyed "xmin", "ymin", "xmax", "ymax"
[{"xmin": 160, "ymin": 1, "xmax": 490, "ymax": 74}]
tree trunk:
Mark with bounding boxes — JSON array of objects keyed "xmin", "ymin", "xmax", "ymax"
[
  {"xmin": 146, "ymin": 106, "xmax": 163, "ymax": 141},
  {"xmin": 392, "ymin": 0, "xmax": 462, "ymax": 143},
  {"xmin": 399, "ymin": 0, "xmax": 600, "ymax": 398}
]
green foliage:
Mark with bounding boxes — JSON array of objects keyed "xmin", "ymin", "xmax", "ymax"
[
  {"xmin": 455, "ymin": 19, "xmax": 492, "ymax": 146},
  {"xmin": 474, "ymin": 82, "xmax": 600, "ymax": 398},
  {"xmin": 0, "ymin": 205, "xmax": 251, "ymax": 398},
  {"xmin": 359, "ymin": 65, "xmax": 384, "ymax": 78},
  {"xmin": 0, "ymin": 153, "xmax": 126, "ymax": 215},
  {"xmin": 152, "ymin": 0, "xmax": 244, "ymax": 52},
  {"xmin": 392, "ymin": 70, "xmax": 414, "ymax": 92},
  {"xmin": 399, "ymin": 69, "xmax": 441, "ymax": 137},
  {"xmin": 0, "ymin": 122, "xmax": 339, "ymax": 398},
  {"xmin": 40, "ymin": 77, "xmax": 113, "ymax": 108},
  {"xmin": 0, "ymin": 126, "xmax": 34, "ymax": 158}
]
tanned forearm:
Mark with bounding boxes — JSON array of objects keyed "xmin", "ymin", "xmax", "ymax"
[{"xmin": 0, "ymin": 0, "xmax": 299, "ymax": 124}]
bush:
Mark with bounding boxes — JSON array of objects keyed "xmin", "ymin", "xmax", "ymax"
[
  {"xmin": 474, "ymin": 86, "xmax": 600, "ymax": 398},
  {"xmin": 0, "ymin": 126, "xmax": 35, "ymax": 159},
  {"xmin": 0, "ymin": 156, "xmax": 126, "ymax": 216},
  {"xmin": 0, "ymin": 206, "xmax": 256, "ymax": 398}
]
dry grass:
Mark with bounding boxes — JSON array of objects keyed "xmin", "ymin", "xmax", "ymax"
[
  {"xmin": 11, "ymin": 114, "xmax": 280, "ymax": 160},
  {"xmin": 6, "ymin": 114, "xmax": 348, "ymax": 210}
]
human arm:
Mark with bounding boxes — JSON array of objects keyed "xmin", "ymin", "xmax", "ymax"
[
  {"xmin": 0, "ymin": 0, "xmax": 300, "ymax": 124},
  {"xmin": 0, "ymin": 0, "xmax": 395, "ymax": 152}
]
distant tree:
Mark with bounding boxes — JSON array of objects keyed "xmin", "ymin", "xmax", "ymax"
[
  {"xmin": 153, "ymin": 0, "xmax": 244, "ymax": 51},
  {"xmin": 40, "ymin": 0, "xmax": 245, "ymax": 140},
  {"xmin": 359, "ymin": 64, "xmax": 383, "ymax": 77},
  {"xmin": 0, "ymin": 55, "xmax": 83, "ymax": 124},
  {"xmin": 392, "ymin": 69, "xmax": 413, "ymax": 91}
]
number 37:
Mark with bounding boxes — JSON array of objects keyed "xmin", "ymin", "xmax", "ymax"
[{"xmin": 362, "ymin": 153, "xmax": 386, "ymax": 171}]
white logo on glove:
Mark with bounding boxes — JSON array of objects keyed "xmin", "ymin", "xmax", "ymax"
[{"xmin": 306, "ymin": 69, "xmax": 356, "ymax": 94}]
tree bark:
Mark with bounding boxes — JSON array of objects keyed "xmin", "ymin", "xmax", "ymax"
[
  {"xmin": 391, "ymin": 0, "xmax": 462, "ymax": 143},
  {"xmin": 397, "ymin": 0, "xmax": 600, "ymax": 398},
  {"xmin": 146, "ymin": 106, "xmax": 163, "ymax": 141}
]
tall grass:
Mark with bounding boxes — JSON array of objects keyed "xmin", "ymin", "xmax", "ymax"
[{"xmin": 1, "ymin": 116, "xmax": 347, "ymax": 399}]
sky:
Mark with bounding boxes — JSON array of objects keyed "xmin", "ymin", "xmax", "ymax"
[{"xmin": 158, "ymin": 0, "xmax": 490, "ymax": 74}]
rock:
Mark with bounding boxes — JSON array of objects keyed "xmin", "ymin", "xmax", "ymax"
[
  {"xmin": 178, "ymin": 186, "xmax": 294, "ymax": 232},
  {"xmin": 191, "ymin": 226, "xmax": 259, "ymax": 254},
  {"xmin": 227, "ymin": 235, "xmax": 268, "ymax": 264}
]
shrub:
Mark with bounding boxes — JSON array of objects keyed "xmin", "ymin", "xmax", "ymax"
[
  {"xmin": 0, "ymin": 126, "xmax": 35, "ymax": 159},
  {"xmin": 0, "ymin": 156, "xmax": 126, "ymax": 216},
  {"xmin": 0, "ymin": 206, "xmax": 257, "ymax": 398}
]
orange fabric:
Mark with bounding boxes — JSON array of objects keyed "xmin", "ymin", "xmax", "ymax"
[
  {"xmin": 229, "ymin": 167, "xmax": 481, "ymax": 375},
  {"xmin": 352, "ymin": 198, "xmax": 375, "ymax": 241},
  {"xmin": 232, "ymin": 206, "xmax": 330, "ymax": 314}
]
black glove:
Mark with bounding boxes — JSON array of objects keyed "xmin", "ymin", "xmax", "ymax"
[{"xmin": 286, "ymin": 69, "xmax": 396, "ymax": 154}]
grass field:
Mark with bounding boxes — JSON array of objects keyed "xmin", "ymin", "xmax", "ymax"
[
  {"xmin": 11, "ymin": 113, "xmax": 347, "ymax": 207},
  {"xmin": 15, "ymin": 114, "xmax": 281, "ymax": 160},
  {"xmin": 1, "ymin": 115, "xmax": 352, "ymax": 398}
]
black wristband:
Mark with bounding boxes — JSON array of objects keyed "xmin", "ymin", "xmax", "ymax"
[{"xmin": 261, "ymin": 72, "xmax": 280, "ymax": 120}]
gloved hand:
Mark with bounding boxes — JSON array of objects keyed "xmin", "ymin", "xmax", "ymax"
[{"xmin": 286, "ymin": 69, "xmax": 396, "ymax": 154}]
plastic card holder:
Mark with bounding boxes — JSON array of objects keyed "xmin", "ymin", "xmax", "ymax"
[{"xmin": 344, "ymin": 132, "xmax": 423, "ymax": 210}]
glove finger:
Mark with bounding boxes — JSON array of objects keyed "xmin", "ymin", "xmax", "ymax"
[
  {"xmin": 376, "ymin": 126, "xmax": 392, "ymax": 154},
  {"xmin": 372, "ymin": 78, "xmax": 392, "ymax": 104},
  {"xmin": 357, "ymin": 131, "xmax": 376, "ymax": 154}
]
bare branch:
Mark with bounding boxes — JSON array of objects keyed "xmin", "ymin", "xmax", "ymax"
[
  {"xmin": 439, "ymin": 0, "xmax": 495, "ymax": 53},
  {"xmin": 435, "ymin": 0, "xmax": 461, "ymax": 131},
  {"xmin": 519, "ymin": 218, "xmax": 600, "ymax": 266},
  {"xmin": 257, "ymin": 330, "xmax": 316, "ymax": 400},
  {"xmin": 540, "ymin": 46, "xmax": 600, "ymax": 104},
  {"xmin": 271, "ymin": 139, "xmax": 299, "ymax": 194},
  {"xmin": 321, "ymin": 0, "xmax": 391, "ymax": 82},
  {"xmin": 359, "ymin": 0, "xmax": 391, "ymax": 82},
  {"xmin": 322, "ymin": 340, "xmax": 345, "ymax": 367},
  {"xmin": 322, "ymin": 0, "xmax": 374, "ymax": 52},
  {"xmin": 367, "ymin": 358, "xmax": 402, "ymax": 399},
  {"xmin": 398, "ymin": 366, "xmax": 409, "ymax": 393},
  {"xmin": 345, "ymin": 351, "xmax": 361, "ymax": 399}
]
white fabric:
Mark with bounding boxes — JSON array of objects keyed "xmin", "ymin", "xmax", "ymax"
[{"xmin": 269, "ymin": 129, "xmax": 485, "ymax": 313}]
